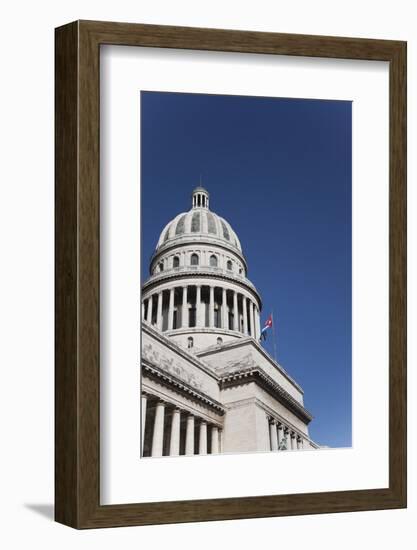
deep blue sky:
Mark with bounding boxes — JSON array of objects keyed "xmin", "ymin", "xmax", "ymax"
[{"xmin": 141, "ymin": 91, "xmax": 352, "ymax": 448}]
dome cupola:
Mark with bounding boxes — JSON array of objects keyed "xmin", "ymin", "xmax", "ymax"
[{"xmin": 192, "ymin": 186, "xmax": 210, "ymax": 209}]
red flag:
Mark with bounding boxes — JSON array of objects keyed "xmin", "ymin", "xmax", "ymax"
[{"xmin": 260, "ymin": 314, "xmax": 273, "ymax": 340}]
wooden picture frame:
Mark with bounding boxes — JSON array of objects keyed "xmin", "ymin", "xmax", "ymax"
[{"xmin": 55, "ymin": 20, "xmax": 407, "ymax": 528}]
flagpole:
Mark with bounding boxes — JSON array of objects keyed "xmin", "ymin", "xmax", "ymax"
[{"xmin": 271, "ymin": 309, "xmax": 278, "ymax": 362}]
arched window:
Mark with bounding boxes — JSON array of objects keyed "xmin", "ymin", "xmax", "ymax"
[
  {"xmin": 209, "ymin": 255, "xmax": 218, "ymax": 267},
  {"xmin": 216, "ymin": 337, "xmax": 223, "ymax": 345},
  {"xmin": 227, "ymin": 260, "xmax": 233, "ymax": 270},
  {"xmin": 159, "ymin": 262, "xmax": 164, "ymax": 272},
  {"xmin": 173, "ymin": 256, "xmax": 180, "ymax": 268},
  {"xmin": 191, "ymin": 253, "xmax": 199, "ymax": 266},
  {"xmin": 187, "ymin": 337, "xmax": 194, "ymax": 349}
]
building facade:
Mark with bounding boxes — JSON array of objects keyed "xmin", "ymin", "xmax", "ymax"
[{"xmin": 141, "ymin": 187, "xmax": 318, "ymax": 457}]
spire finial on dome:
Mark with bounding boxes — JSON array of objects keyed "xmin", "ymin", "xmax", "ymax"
[{"xmin": 192, "ymin": 184, "xmax": 209, "ymax": 210}]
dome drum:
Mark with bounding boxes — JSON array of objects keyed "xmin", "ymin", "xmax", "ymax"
[
  {"xmin": 142, "ymin": 280, "xmax": 262, "ymax": 350},
  {"xmin": 150, "ymin": 242, "xmax": 247, "ymax": 278}
]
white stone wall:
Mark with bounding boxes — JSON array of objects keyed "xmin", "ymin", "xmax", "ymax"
[
  {"xmin": 221, "ymin": 392, "xmax": 272, "ymax": 454},
  {"xmin": 199, "ymin": 339, "xmax": 304, "ymax": 405},
  {"xmin": 220, "ymin": 388, "xmax": 311, "ymax": 454},
  {"xmin": 222, "ymin": 393, "xmax": 258, "ymax": 453},
  {"xmin": 167, "ymin": 328, "xmax": 241, "ymax": 352},
  {"xmin": 220, "ymin": 382, "xmax": 308, "ymax": 442}
]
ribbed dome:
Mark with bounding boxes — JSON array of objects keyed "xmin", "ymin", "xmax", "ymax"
[
  {"xmin": 156, "ymin": 209, "xmax": 242, "ymax": 252},
  {"xmin": 156, "ymin": 186, "xmax": 242, "ymax": 253}
]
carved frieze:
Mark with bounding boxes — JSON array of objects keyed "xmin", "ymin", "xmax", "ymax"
[
  {"xmin": 142, "ymin": 341, "xmax": 206, "ymax": 392},
  {"xmin": 216, "ymin": 352, "xmax": 257, "ymax": 373}
]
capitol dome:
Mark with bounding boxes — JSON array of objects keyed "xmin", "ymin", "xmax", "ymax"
[
  {"xmin": 156, "ymin": 187, "xmax": 242, "ymax": 254},
  {"xmin": 142, "ymin": 185, "xmax": 262, "ymax": 352}
]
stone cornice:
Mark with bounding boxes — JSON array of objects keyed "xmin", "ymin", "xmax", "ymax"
[
  {"xmin": 142, "ymin": 268, "xmax": 262, "ymax": 308},
  {"xmin": 219, "ymin": 366, "xmax": 313, "ymax": 424},
  {"xmin": 141, "ymin": 383, "xmax": 224, "ymax": 427},
  {"xmin": 142, "ymin": 360, "xmax": 225, "ymax": 415},
  {"xmin": 197, "ymin": 337, "xmax": 304, "ymax": 394},
  {"xmin": 142, "ymin": 322, "xmax": 220, "ymax": 381}
]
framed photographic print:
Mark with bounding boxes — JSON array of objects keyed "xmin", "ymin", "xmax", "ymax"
[{"xmin": 55, "ymin": 20, "xmax": 406, "ymax": 528}]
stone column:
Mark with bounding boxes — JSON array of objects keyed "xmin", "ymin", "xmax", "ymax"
[
  {"xmin": 156, "ymin": 291, "xmax": 163, "ymax": 331},
  {"xmin": 185, "ymin": 414, "xmax": 195, "ymax": 456},
  {"xmin": 222, "ymin": 288, "xmax": 228, "ymax": 329},
  {"xmin": 290, "ymin": 432, "xmax": 296, "ymax": 450},
  {"xmin": 255, "ymin": 307, "xmax": 260, "ymax": 340},
  {"xmin": 146, "ymin": 296, "xmax": 152, "ymax": 323},
  {"xmin": 141, "ymin": 394, "xmax": 147, "ymax": 450},
  {"xmin": 284, "ymin": 428, "xmax": 290, "ymax": 450},
  {"xmin": 209, "ymin": 286, "xmax": 215, "ymax": 328},
  {"xmin": 211, "ymin": 426, "xmax": 219, "ymax": 454},
  {"xmin": 199, "ymin": 421, "xmax": 207, "ymax": 455},
  {"xmin": 169, "ymin": 408, "xmax": 181, "ymax": 456},
  {"xmin": 297, "ymin": 436, "xmax": 302, "ymax": 450},
  {"xmin": 269, "ymin": 420, "xmax": 278, "ymax": 451},
  {"xmin": 151, "ymin": 401, "xmax": 165, "ymax": 457},
  {"xmin": 277, "ymin": 423, "xmax": 284, "ymax": 449},
  {"xmin": 287, "ymin": 430, "xmax": 292, "ymax": 450},
  {"xmin": 219, "ymin": 429, "xmax": 223, "ymax": 453},
  {"xmin": 242, "ymin": 295, "xmax": 248, "ymax": 334},
  {"xmin": 251, "ymin": 302, "xmax": 257, "ymax": 338},
  {"xmin": 168, "ymin": 287, "xmax": 175, "ymax": 330},
  {"xmin": 233, "ymin": 291, "xmax": 239, "ymax": 331},
  {"xmin": 182, "ymin": 286, "xmax": 188, "ymax": 328},
  {"xmin": 196, "ymin": 285, "xmax": 202, "ymax": 326},
  {"xmin": 257, "ymin": 308, "xmax": 261, "ymax": 340}
]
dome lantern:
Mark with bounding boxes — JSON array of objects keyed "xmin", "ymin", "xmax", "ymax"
[{"xmin": 192, "ymin": 186, "xmax": 209, "ymax": 210}]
